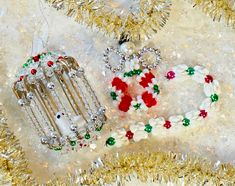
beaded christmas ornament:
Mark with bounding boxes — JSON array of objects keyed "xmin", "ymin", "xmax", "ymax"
[
  {"xmin": 106, "ymin": 64, "xmax": 220, "ymax": 147},
  {"xmin": 13, "ymin": 51, "xmax": 106, "ymax": 151},
  {"xmin": 104, "ymin": 46, "xmax": 161, "ymax": 113}
]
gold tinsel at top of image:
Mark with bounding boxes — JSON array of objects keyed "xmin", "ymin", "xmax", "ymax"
[
  {"xmin": 1, "ymin": 105, "xmax": 235, "ymax": 185},
  {"xmin": 193, "ymin": 0, "xmax": 235, "ymax": 28},
  {"xmin": 45, "ymin": 0, "xmax": 235, "ymax": 43},
  {"xmin": 45, "ymin": 0, "xmax": 172, "ymax": 42}
]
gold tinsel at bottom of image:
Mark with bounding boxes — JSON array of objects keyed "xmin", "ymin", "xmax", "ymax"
[
  {"xmin": 49, "ymin": 152, "xmax": 235, "ymax": 186},
  {"xmin": 0, "ymin": 108, "xmax": 235, "ymax": 186}
]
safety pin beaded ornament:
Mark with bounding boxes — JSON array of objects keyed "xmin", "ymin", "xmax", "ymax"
[
  {"xmin": 105, "ymin": 44, "xmax": 220, "ymax": 147},
  {"xmin": 104, "ymin": 43, "xmax": 161, "ymax": 113},
  {"xmin": 13, "ymin": 51, "xmax": 106, "ymax": 151}
]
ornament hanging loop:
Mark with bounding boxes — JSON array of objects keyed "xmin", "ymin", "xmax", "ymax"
[
  {"xmin": 138, "ymin": 47, "xmax": 161, "ymax": 70},
  {"xmin": 103, "ymin": 47, "xmax": 126, "ymax": 73},
  {"xmin": 104, "ymin": 45, "xmax": 162, "ymax": 73}
]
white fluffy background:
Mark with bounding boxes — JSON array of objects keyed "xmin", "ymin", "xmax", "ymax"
[{"xmin": 0, "ymin": 0, "xmax": 235, "ymax": 183}]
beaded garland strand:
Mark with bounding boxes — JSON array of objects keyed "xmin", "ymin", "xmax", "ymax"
[{"xmin": 106, "ymin": 64, "xmax": 220, "ymax": 147}]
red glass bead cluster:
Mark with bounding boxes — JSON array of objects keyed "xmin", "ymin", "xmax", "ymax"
[{"xmin": 111, "ymin": 71, "xmax": 158, "ymax": 112}]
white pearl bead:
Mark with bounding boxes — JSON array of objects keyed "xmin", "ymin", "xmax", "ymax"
[{"xmin": 119, "ymin": 42, "xmax": 136, "ymax": 55}]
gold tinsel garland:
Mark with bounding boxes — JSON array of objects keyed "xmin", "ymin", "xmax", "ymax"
[
  {"xmin": 48, "ymin": 152, "xmax": 235, "ymax": 185},
  {"xmin": 45, "ymin": 0, "xmax": 235, "ymax": 42},
  {"xmin": 45, "ymin": 0, "xmax": 172, "ymax": 42},
  {"xmin": 0, "ymin": 106, "xmax": 34, "ymax": 185},
  {"xmin": 192, "ymin": 0, "xmax": 235, "ymax": 28}
]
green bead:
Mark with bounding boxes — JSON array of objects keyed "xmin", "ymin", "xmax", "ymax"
[
  {"xmin": 84, "ymin": 133, "xmax": 90, "ymax": 139},
  {"xmin": 133, "ymin": 69, "xmax": 142, "ymax": 75},
  {"xmin": 133, "ymin": 69, "xmax": 138, "ymax": 75},
  {"xmin": 182, "ymin": 118, "xmax": 190, "ymax": 127},
  {"xmin": 124, "ymin": 72, "xmax": 129, "ymax": 77},
  {"xmin": 210, "ymin": 94, "xmax": 219, "ymax": 102},
  {"xmin": 186, "ymin": 67, "xmax": 195, "ymax": 75},
  {"xmin": 136, "ymin": 69, "xmax": 142, "ymax": 75},
  {"xmin": 54, "ymin": 146, "xmax": 62, "ymax": 151},
  {"xmin": 47, "ymin": 51, "xmax": 52, "ymax": 55},
  {"xmin": 27, "ymin": 59, "xmax": 33, "ymax": 64},
  {"xmin": 96, "ymin": 124, "xmax": 103, "ymax": 131},
  {"xmin": 106, "ymin": 137, "xmax": 116, "ymax": 146},
  {"xmin": 23, "ymin": 63, "xmax": 28, "ymax": 68},
  {"xmin": 153, "ymin": 84, "xmax": 160, "ymax": 94},
  {"xmin": 124, "ymin": 70, "xmax": 141, "ymax": 77},
  {"xmin": 39, "ymin": 54, "xmax": 44, "ymax": 60},
  {"xmin": 70, "ymin": 140, "xmax": 76, "ymax": 146},
  {"xmin": 96, "ymin": 127, "xmax": 102, "ymax": 131},
  {"xmin": 129, "ymin": 71, "xmax": 134, "ymax": 76},
  {"xmin": 133, "ymin": 103, "xmax": 141, "ymax": 110},
  {"xmin": 110, "ymin": 92, "xmax": 117, "ymax": 100},
  {"xmin": 144, "ymin": 124, "xmax": 152, "ymax": 133}
]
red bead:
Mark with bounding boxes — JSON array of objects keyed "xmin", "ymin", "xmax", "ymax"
[
  {"xmin": 112, "ymin": 77, "xmax": 128, "ymax": 93},
  {"xmin": 47, "ymin": 61, "xmax": 54, "ymax": 67},
  {"xmin": 164, "ymin": 121, "xmax": 171, "ymax": 129},
  {"xmin": 125, "ymin": 130, "xmax": 134, "ymax": 140},
  {"xmin": 19, "ymin": 76, "xmax": 24, "ymax": 81},
  {"xmin": 142, "ymin": 91, "xmax": 157, "ymax": 108},
  {"xmin": 166, "ymin": 71, "xmax": 175, "ymax": 80},
  {"xmin": 139, "ymin": 72, "xmax": 155, "ymax": 88},
  {"xmin": 199, "ymin": 110, "xmax": 207, "ymax": 118},
  {"xmin": 58, "ymin": 56, "xmax": 63, "ymax": 60},
  {"xmin": 31, "ymin": 69, "xmax": 37, "ymax": 75},
  {"xmin": 205, "ymin": 75, "xmax": 213, "ymax": 83},
  {"xmin": 33, "ymin": 55, "xmax": 40, "ymax": 62},
  {"xmin": 118, "ymin": 95, "xmax": 132, "ymax": 112}
]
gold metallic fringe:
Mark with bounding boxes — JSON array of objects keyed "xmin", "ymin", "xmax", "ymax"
[
  {"xmin": 45, "ymin": 0, "xmax": 172, "ymax": 42},
  {"xmin": 0, "ymin": 106, "xmax": 34, "ymax": 185},
  {"xmin": 192, "ymin": 0, "xmax": 235, "ymax": 28},
  {"xmin": 47, "ymin": 152, "xmax": 235, "ymax": 185}
]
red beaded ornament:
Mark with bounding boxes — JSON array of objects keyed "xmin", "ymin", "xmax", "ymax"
[{"xmin": 111, "ymin": 71, "xmax": 159, "ymax": 112}]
